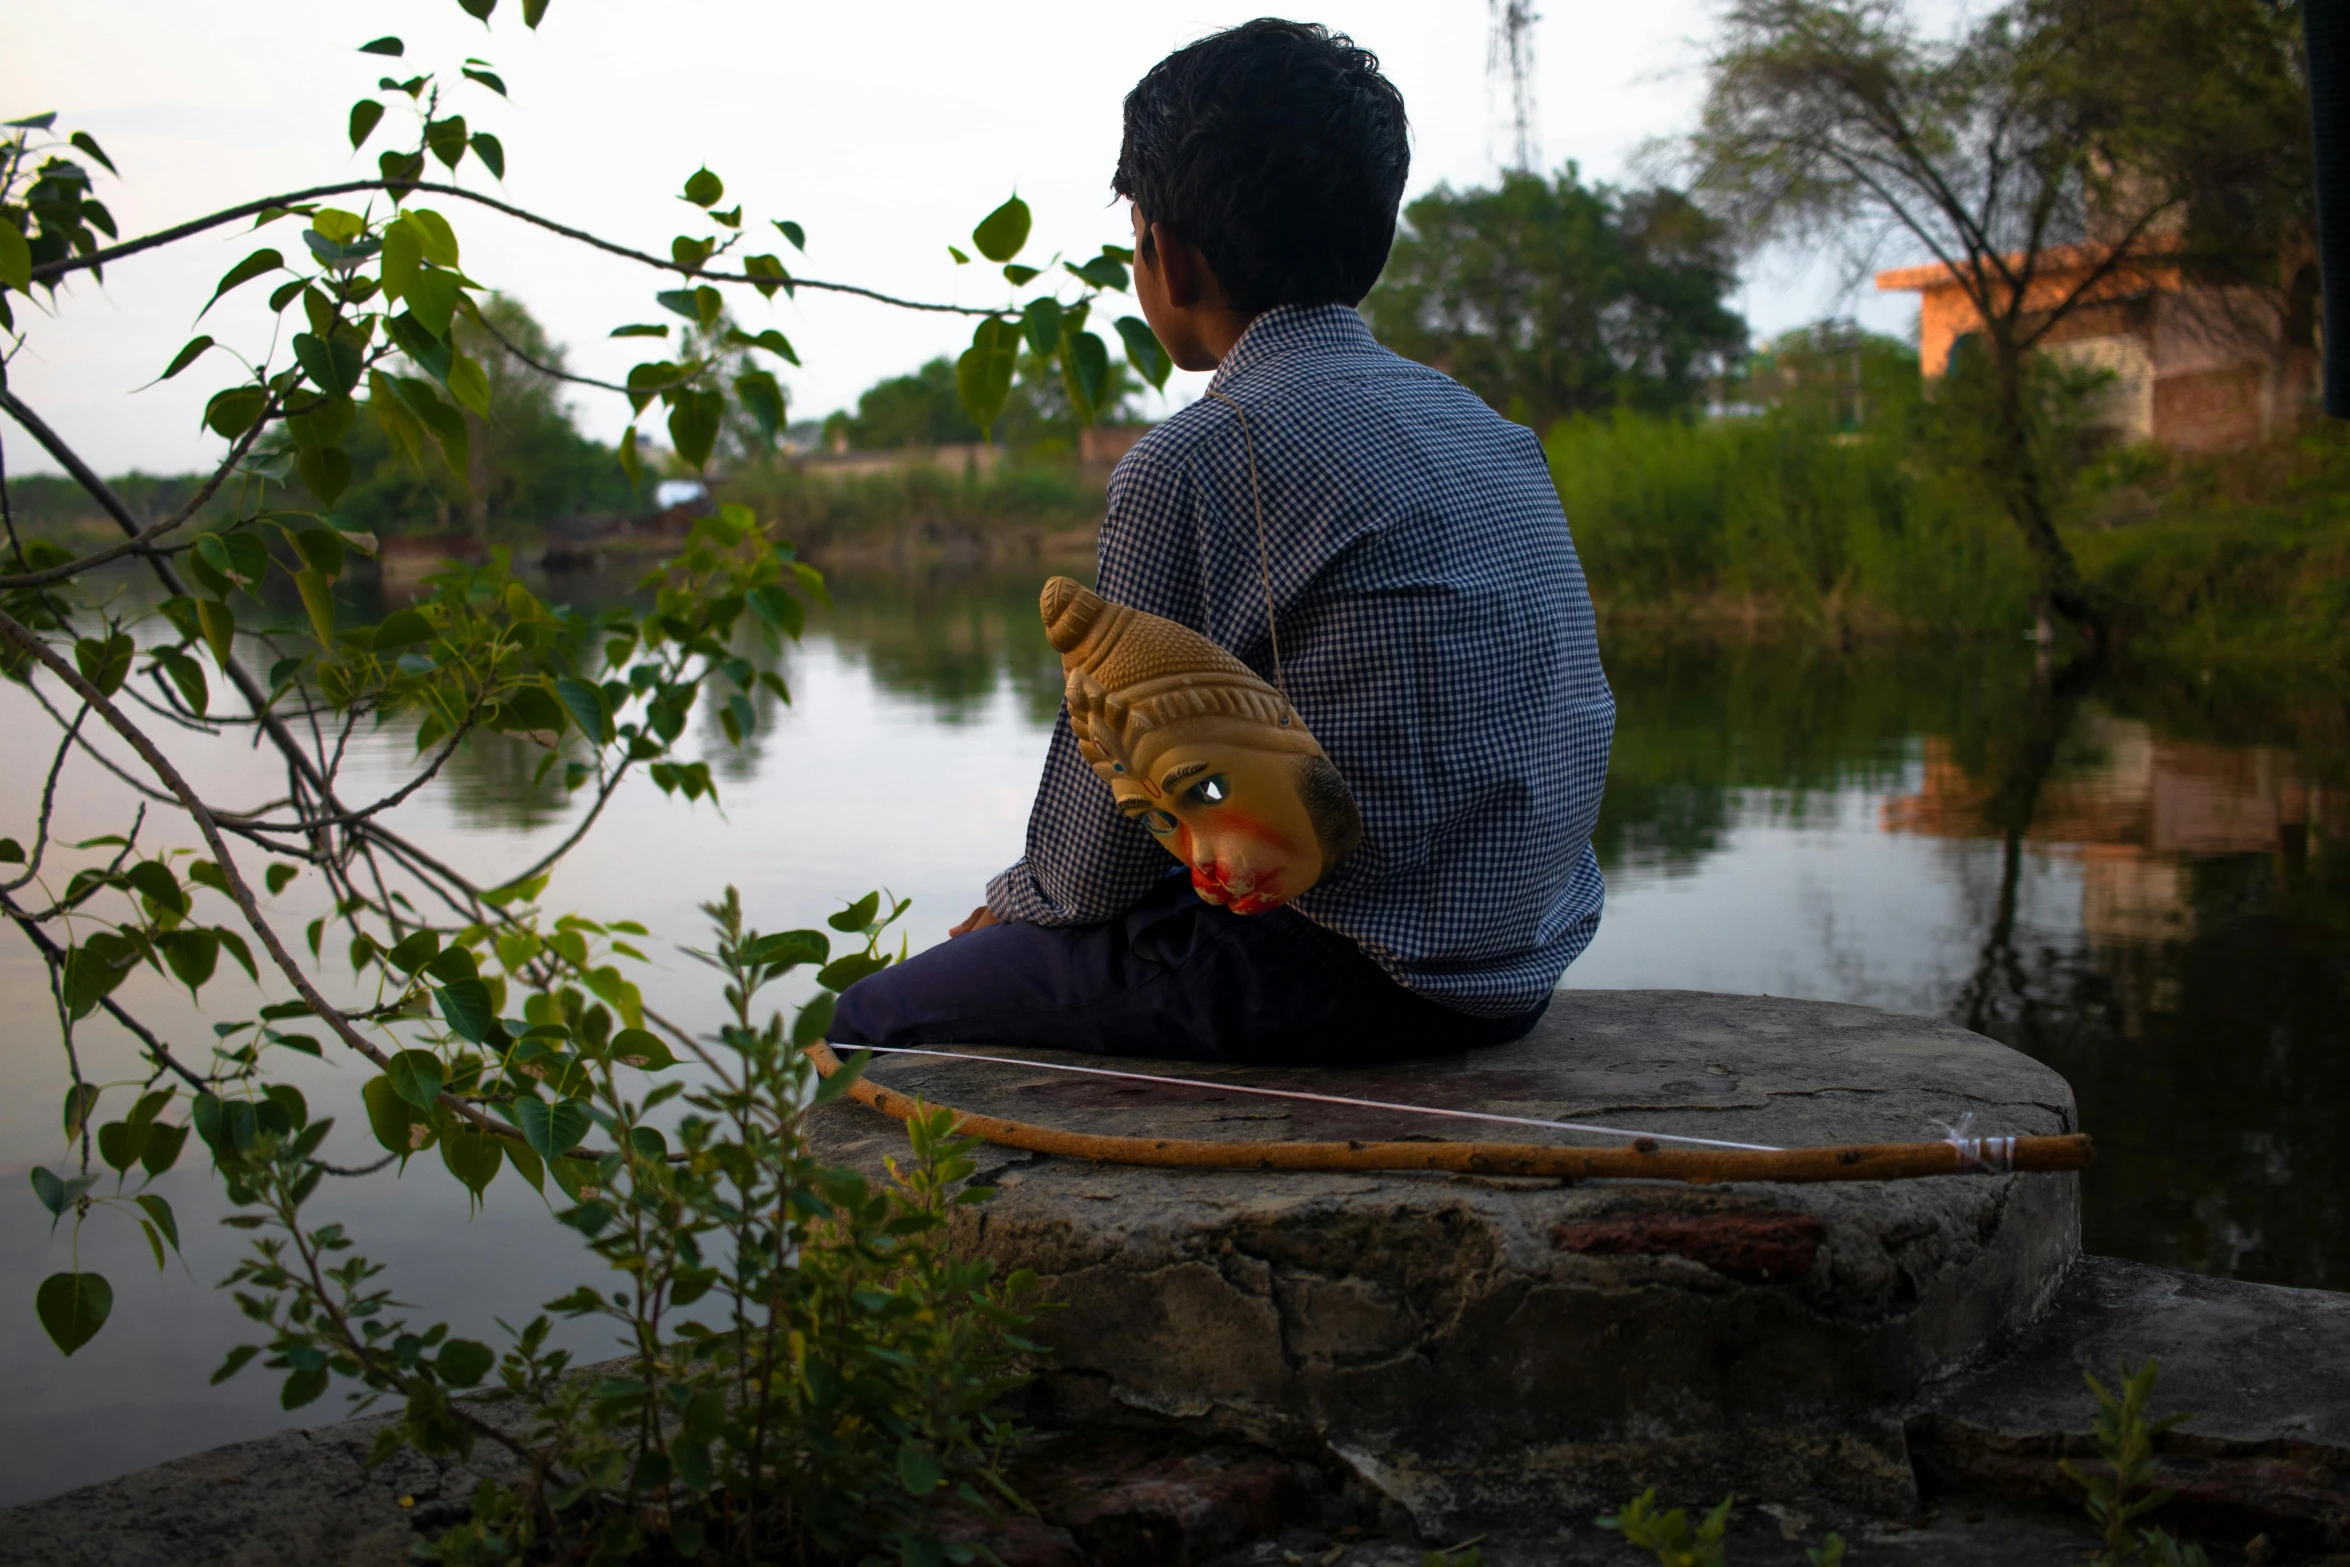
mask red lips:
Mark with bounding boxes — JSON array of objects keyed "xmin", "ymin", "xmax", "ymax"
[{"xmin": 1192, "ymin": 865, "xmax": 1287, "ymax": 915}]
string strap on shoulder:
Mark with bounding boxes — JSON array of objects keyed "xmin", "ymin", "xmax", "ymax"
[{"xmin": 1203, "ymin": 389, "xmax": 1287, "ymax": 709}]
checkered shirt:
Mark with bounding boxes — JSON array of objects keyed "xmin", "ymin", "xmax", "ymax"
[{"xmin": 986, "ymin": 303, "xmax": 1614, "ymax": 1017}]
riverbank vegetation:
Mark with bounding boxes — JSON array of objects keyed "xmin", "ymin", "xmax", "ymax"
[{"xmin": 1548, "ymin": 322, "xmax": 2350, "ymax": 681}]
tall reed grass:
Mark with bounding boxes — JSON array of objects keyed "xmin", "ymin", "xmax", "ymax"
[{"xmin": 1545, "ymin": 407, "xmax": 2037, "ymax": 634}]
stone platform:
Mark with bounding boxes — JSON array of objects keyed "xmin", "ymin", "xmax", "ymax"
[
  {"xmin": 808, "ymin": 990, "xmax": 2083, "ymax": 1527},
  {"xmin": 15, "ymin": 992, "xmax": 2350, "ymax": 1564}
]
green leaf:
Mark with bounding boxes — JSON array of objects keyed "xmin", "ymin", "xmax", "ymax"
[
  {"xmin": 608, "ymin": 1028, "xmax": 675, "ymax": 1070},
  {"xmin": 387, "ymin": 1049, "xmax": 445, "ymax": 1111},
  {"xmin": 435, "ymin": 978, "xmax": 495, "ymax": 1043},
  {"xmin": 152, "ymin": 648, "xmax": 209, "ymax": 716},
  {"xmin": 816, "ymin": 951, "xmax": 889, "ymax": 991},
  {"xmin": 211, "ymin": 1344, "xmax": 262, "ymax": 1386},
  {"xmin": 157, "ymin": 929, "xmax": 221, "ymax": 993},
  {"xmin": 140, "ymin": 1121, "xmax": 188, "ymax": 1176},
  {"xmin": 407, "ymin": 267, "xmax": 464, "ymax": 340},
  {"xmin": 29, "ymin": 1167, "xmax": 65, "ymax": 1217},
  {"xmin": 281, "ymin": 1367, "xmax": 329, "ymax": 1410},
  {"xmin": 461, "ymin": 67, "xmax": 508, "ymax": 97},
  {"xmin": 971, "ymin": 196, "xmax": 1031, "ymax": 263},
  {"xmin": 746, "ymin": 584, "xmax": 804, "ymax": 638},
  {"xmin": 201, "ymin": 249, "xmax": 283, "ymax": 319},
  {"xmin": 791, "ymin": 993, "xmax": 835, "ymax": 1049},
  {"xmin": 553, "ymin": 677, "xmax": 612, "ymax": 746},
  {"xmin": 424, "ymin": 115, "xmax": 469, "ymax": 170},
  {"xmin": 655, "ymin": 285, "xmax": 722, "ymax": 325},
  {"xmin": 133, "ymin": 1194, "xmax": 180, "ymax": 1253},
  {"xmin": 403, "ymin": 208, "xmax": 459, "ymax": 267},
  {"xmin": 829, "ymin": 892, "xmax": 881, "ymax": 932},
  {"xmin": 468, "ymin": 132, "xmax": 505, "ymax": 180},
  {"xmin": 729, "ymin": 326, "xmax": 799, "ymax": 365},
  {"xmin": 667, "ymin": 388, "xmax": 724, "ymax": 471},
  {"xmin": 681, "ymin": 167, "xmax": 723, "ymax": 208},
  {"xmin": 290, "ymin": 526, "xmax": 346, "ymax": 578},
  {"xmin": 293, "ymin": 332, "xmax": 363, "ymax": 398},
  {"xmin": 160, "ymin": 335, "xmax": 215, "ymax": 381},
  {"xmin": 294, "ymin": 568, "xmax": 336, "ymax": 645},
  {"xmin": 609, "ymin": 323, "xmax": 667, "ymax": 338},
  {"xmin": 446, "ymin": 351, "xmax": 491, "ymax": 417},
  {"xmin": 374, "ymin": 608, "xmax": 433, "ymax": 652},
  {"xmin": 67, "ymin": 132, "xmax": 118, "ymax": 175},
  {"xmin": 1067, "ymin": 254, "xmax": 1130, "ymax": 291},
  {"xmin": 1003, "ymin": 264, "xmax": 1040, "ymax": 286},
  {"xmin": 379, "ymin": 220, "xmax": 420, "ymax": 302},
  {"xmin": 73, "ymin": 633, "xmax": 134, "ymax": 696},
  {"xmin": 735, "ymin": 370, "xmax": 785, "ymax": 441},
  {"xmin": 742, "ymin": 928, "xmax": 827, "ymax": 969},
  {"xmin": 202, "ymin": 386, "xmax": 269, "ymax": 441},
  {"xmin": 363, "ymin": 1075, "xmax": 426, "ymax": 1156},
  {"xmin": 522, "ymin": 0, "xmax": 550, "ymax": 26},
  {"xmin": 98, "ymin": 1118, "xmax": 147, "ymax": 1173},
  {"xmin": 37, "ymin": 1272, "xmax": 112, "ymax": 1356},
  {"xmin": 773, "ymin": 219, "xmax": 806, "ymax": 250},
  {"xmin": 0, "ymin": 839, "xmax": 21, "ymax": 865},
  {"xmin": 62, "ymin": 934, "xmax": 136, "ymax": 1019},
  {"xmin": 123, "ymin": 859, "xmax": 188, "ymax": 915},
  {"xmin": 359, "ymin": 36, "xmax": 404, "ymax": 56},
  {"xmin": 955, "ymin": 317, "xmax": 1017, "ymax": 432},
  {"xmin": 436, "ymin": 1337, "xmax": 495, "ymax": 1387},
  {"xmin": 743, "ymin": 252, "xmax": 791, "ymax": 299},
  {"xmin": 195, "ymin": 598, "xmax": 236, "ymax": 669},
  {"xmin": 616, "ymin": 426, "xmax": 643, "ymax": 487},
  {"xmin": 439, "ymin": 1124, "xmax": 502, "ymax": 1197},
  {"xmin": 387, "ymin": 929, "xmax": 441, "ymax": 973},
  {"xmin": 1021, "ymin": 296, "xmax": 1064, "ymax": 358},
  {"xmin": 348, "ymin": 100, "xmax": 385, "ymax": 150},
  {"xmin": 0, "ymin": 219, "xmax": 29, "ymax": 293},
  {"xmin": 516, "ymin": 1098, "xmax": 593, "ymax": 1160},
  {"xmin": 1066, "ymin": 329, "xmax": 1110, "ymax": 418},
  {"xmin": 1115, "ymin": 315, "xmax": 1172, "ymax": 390},
  {"xmin": 897, "ymin": 1441, "xmax": 944, "ymax": 1495}
]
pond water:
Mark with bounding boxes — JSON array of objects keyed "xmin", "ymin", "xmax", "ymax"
[{"xmin": 1, "ymin": 560, "xmax": 2343, "ymax": 1505}]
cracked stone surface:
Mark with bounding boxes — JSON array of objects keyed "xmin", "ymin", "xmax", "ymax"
[{"xmin": 808, "ymin": 990, "xmax": 2084, "ymax": 1530}]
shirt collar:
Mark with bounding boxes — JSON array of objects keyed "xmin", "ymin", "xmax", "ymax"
[{"xmin": 1208, "ymin": 302, "xmax": 1377, "ymax": 391}]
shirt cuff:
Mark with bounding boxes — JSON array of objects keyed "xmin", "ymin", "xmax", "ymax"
[{"xmin": 985, "ymin": 860, "xmax": 1047, "ymax": 926}]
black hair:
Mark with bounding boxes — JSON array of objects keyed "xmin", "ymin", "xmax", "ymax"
[
  {"xmin": 1114, "ymin": 18, "xmax": 1410, "ymax": 313},
  {"xmin": 1294, "ymin": 754, "xmax": 1364, "ymax": 868}
]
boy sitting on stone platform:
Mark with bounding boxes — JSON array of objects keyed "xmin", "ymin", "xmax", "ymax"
[{"xmin": 828, "ymin": 18, "xmax": 1614, "ymax": 1063}]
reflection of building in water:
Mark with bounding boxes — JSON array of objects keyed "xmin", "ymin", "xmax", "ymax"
[{"xmin": 1880, "ymin": 712, "xmax": 2335, "ymax": 1014}]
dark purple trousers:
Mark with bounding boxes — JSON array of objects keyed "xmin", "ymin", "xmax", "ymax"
[{"xmin": 827, "ymin": 873, "xmax": 1546, "ymax": 1065}]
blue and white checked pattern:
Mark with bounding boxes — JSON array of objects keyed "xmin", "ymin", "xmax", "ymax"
[{"xmin": 986, "ymin": 303, "xmax": 1615, "ymax": 1017}]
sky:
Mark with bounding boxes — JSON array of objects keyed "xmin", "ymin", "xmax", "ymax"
[{"xmin": 4, "ymin": 0, "xmax": 1919, "ymax": 478}]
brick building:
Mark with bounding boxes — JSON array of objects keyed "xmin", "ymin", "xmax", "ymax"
[{"xmin": 1875, "ymin": 241, "xmax": 2321, "ymax": 451}]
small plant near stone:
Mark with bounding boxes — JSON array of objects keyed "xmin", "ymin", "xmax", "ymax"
[
  {"xmin": 1596, "ymin": 1492, "xmax": 1847, "ymax": 1566},
  {"xmin": 205, "ymin": 889, "xmax": 1042, "ymax": 1565},
  {"xmin": 1596, "ymin": 1490, "xmax": 1732, "ymax": 1567},
  {"xmin": 2060, "ymin": 1357, "xmax": 2209, "ymax": 1567}
]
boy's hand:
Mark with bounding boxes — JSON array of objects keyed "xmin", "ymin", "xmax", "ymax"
[{"xmin": 949, "ymin": 905, "xmax": 1000, "ymax": 938}]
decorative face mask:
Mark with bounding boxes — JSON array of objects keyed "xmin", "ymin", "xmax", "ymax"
[{"xmin": 1041, "ymin": 576, "xmax": 1362, "ymax": 914}]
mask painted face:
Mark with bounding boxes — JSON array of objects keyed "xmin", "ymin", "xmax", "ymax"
[
  {"xmin": 1110, "ymin": 739, "xmax": 1329, "ymax": 914},
  {"xmin": 1041, "ymin": 576, "xmax": 1362, "ymax": 913}
]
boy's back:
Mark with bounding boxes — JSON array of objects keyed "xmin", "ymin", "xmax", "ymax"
[{"xmin": 992, "ymin": 301, "xmax": 1614, "ymax": 1018}]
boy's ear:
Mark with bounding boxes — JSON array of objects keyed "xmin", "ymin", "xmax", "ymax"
[{"xmin": 1150, "ymin": 222, "xmax": 1219, "ymax": 311}]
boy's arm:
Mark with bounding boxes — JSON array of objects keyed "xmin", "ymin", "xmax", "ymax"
[{"xmin": 982, "ymin": 446, "xmax": 1201, "ymax": 927}]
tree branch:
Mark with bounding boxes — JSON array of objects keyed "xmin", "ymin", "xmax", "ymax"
[{"xmin": 27, "ymin": 179, "xmax": 999, "ymax": 316}]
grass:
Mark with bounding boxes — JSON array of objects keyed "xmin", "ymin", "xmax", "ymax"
[
  {"xmin": 1546, "ymin": 406, "xmax": 2350, "ymax": 683},
  {"xmin": 716, "ymin": 458, "xmax": 1105, "ymax": 561}
]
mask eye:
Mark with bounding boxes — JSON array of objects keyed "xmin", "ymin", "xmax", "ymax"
[
  {"xmin": 1188, "ymin": 774, "xmax": 1230, "ymax": 806},
  {"xmin": 1134, "ymin": 809, "xmax": 1178, "ymax": 836}
]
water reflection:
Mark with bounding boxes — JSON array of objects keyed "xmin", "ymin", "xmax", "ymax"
[{"xmin": 3, "ymin": 560, "xmax": 2343, "ymax": 1503}]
